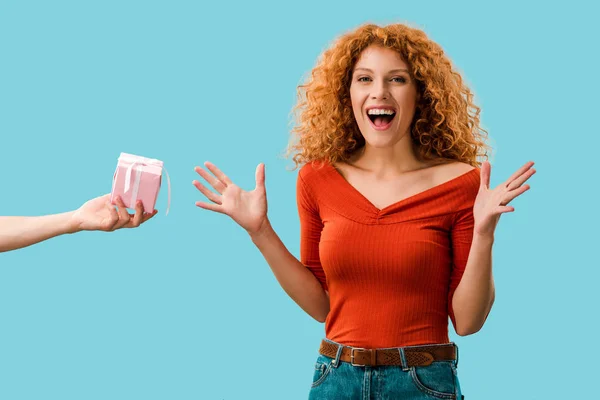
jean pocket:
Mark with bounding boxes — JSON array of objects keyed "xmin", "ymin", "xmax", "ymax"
[
  {"xmin": 409, "ymin": 362, "xmax": 456, "ymax": 399},
  {"xmin": 311, "ymin": 355, "xmax": 333, "ymax": 388}
]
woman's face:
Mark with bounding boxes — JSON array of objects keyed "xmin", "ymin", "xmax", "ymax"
[{"xmin": 349, "ymin": 45, "xmax": 418, "ymax": 148}]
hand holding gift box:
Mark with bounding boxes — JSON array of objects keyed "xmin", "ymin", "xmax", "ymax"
[{"xmin": 110, "ymin": 153, "xmax": 171, "ymax": 215}]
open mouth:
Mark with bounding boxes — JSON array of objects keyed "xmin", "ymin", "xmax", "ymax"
[{"xmin": 367, "ymin": 108, "xmax": 396, "ymax": 130}]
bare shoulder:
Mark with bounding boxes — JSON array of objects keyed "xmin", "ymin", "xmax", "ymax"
[
  {"xmin": 431, "ymin": 161, "xmax": 477, "ymax": 184},
  {"xmin": 331, "ymin": 160, "xmax": 355, "ymax": 179}
]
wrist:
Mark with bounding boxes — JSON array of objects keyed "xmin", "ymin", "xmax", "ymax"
[
  {"xmin": 248, "ymin": 218, "xmax": 273, "ymax": 243},
  {"xmin": 64, "ymin": 210, "xmax": 83, "ymax": 234},
  {"xmin": 473, "ymin": 232, "xmax": 495, "ymax": 246}
]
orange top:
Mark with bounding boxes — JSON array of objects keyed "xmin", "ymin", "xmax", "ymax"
[{"xmin": 297, "ymin": 161, "xmax": 480, "ymax": 348}]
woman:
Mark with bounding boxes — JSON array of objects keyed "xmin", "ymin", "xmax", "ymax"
[
  {"xmin": 193, "ymin": 23, "xmax": 534, "ymax": 399},
  {"xmin": 0, "ymin": 195, "xmax": 156, "ymax": 253}
]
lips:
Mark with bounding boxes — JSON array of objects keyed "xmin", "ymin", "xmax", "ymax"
[{"xmin": 366, "ymin": 107, "xmax": 396, "ymax": 131}]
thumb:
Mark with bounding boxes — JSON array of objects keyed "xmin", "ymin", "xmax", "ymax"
[
  {"xmin": 480, "ymin": 160, "xmax": 491, "ymax": 189},
  {"xmin": 255, "ymin": 163, "xmax": 266, "ymax": 190}
]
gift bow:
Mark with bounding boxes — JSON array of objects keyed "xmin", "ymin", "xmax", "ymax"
[{"xmin": 123, "ymin": 156, "xmax": 171, "ymax": 216}]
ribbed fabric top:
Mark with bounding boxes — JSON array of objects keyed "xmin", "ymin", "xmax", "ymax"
[{"xmin": 297, "ymin": 160, "xmax": 480, "ymax": 348}]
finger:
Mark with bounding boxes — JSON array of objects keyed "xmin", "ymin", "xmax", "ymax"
[
  {"xmin": 130, "ymin": 200, "xmax": 144, "ymax": 227},
  {"xmin": 502, "ymin": 184, "xmax": 530, "ymax": 205},
  {"xmin": 204, "ymin": 161, "xmax": 233, "ymax": 186},
  {"xmin": 192, "ymin": 180, "xmax": 222, "ymax": 204},
  {"xmin": 507, "ymin": 168, "xmax": 536, "ymax": 191},
  {"xmin": 480, "ymin": 160, "xmax": 491, "ymax": 189},
  {"xmin": 114, "ymin": 196, "xmax": 132, "ymax": 229},
  {"xmin": 141, "ymin": 209, "xmax": 158, "ymax": 223},
  {"xmin": 255, "ymin": 163, "xmax": 265, "ymax": 191},
  {"xmin": 504, "ymin": 161, "xmax": 535, "ymax": 188},
  {"xmin": 496, "ymin": 205, "xmax": 515, "ymax": 214},
  {"xmin": 105, "ymin": 201, "xmax": 120, "ymax": 230},
  {"xmin": 194, "ymin": 166, "xmax": 226, "ymax": 194},
  {"xmin": 195, "ymin": 201, "xmax": 225, "ymax": 214}
]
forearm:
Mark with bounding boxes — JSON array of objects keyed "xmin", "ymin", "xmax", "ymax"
[
  {"xmin": 0, "ymin": 212, "xmax": 80, "ymax": 253},
  {"xmin": 451, "ymin": 233, "xmax": 496, "ymax": 335},
  {"xmin": 249, "ymin": 218, "xmax": 330, "ymax": 322}
]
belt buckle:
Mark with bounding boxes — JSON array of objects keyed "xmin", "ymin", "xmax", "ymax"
[{"xmin": 350, "ymin": 347, "xmax": 367, "ymax": 367}]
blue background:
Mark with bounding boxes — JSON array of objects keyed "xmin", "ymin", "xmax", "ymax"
[{"xmin": 1, "ymin": 0, "xmax": 597, "ymax": 399}]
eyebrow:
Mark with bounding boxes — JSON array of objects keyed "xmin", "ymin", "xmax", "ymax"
[{"xmin": 354, "ymin": 68, "xmax": 410, "ymax": 74}]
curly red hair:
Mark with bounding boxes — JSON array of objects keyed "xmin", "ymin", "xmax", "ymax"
[{"xmin": 284, "ymin": 23, "xmax": 491, "ymax": 169}]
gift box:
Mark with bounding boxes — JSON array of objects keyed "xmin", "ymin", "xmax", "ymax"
[{"xmin": 110, "ymin": 152, "xmax": 171, "ymax": 215}]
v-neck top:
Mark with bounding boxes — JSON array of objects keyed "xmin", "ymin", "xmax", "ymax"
[{"xmin": 296, "ymin": 160, "xmax": 480, "ymax": 348}]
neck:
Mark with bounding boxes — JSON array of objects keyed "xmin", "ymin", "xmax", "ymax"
[{"xmin": 350, "ymin": 139, "xmax": 428, "ymax": 180}]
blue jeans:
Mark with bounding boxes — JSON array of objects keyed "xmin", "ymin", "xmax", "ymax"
[{"xmin": 309, "ymin": 339, "xmax": 464, "ymax": 400}]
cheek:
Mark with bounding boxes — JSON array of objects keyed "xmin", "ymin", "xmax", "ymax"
[
  {"xmin": 396, "ymin": 90, "xmax": 417, "ymax": 113},
  {"xmin": 349, "ymin": 87, "xmax": 364, "ymax": 117}
]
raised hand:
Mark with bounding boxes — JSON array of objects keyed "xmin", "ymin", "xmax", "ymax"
[
  {"xmin": 473, "ymin": 161, "xmax": 535, "ymax": 237},
  {"xmin": 71, "ymin": 194, "xmax": 157, "ymax": 232},
  {"xmin": 193, "ymin": 161, "xmax": 268, "ymax": 235}
]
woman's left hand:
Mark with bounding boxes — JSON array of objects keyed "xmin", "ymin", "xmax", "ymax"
[{"xmin": 473, "ymin": 161, "xmax": 536, "ymax": 238}]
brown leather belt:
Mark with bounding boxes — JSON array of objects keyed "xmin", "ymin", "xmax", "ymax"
[{"xmin": 319, "ymin": 339, "xmax": 457, "ymax": 367}]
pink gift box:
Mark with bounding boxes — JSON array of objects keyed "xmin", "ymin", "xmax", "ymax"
[{"xmin": 110, "ymin": 152, "xmax": 170, "ymax": 215}]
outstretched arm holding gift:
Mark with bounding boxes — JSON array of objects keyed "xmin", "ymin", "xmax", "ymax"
[{"xmin": 0, "ymin": 194, "xmax": 157, "ymax": 253}]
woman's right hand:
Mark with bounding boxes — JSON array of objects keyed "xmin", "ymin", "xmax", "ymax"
[{"xmin": 193, "ymin": 162, "xmax": 268, "ymax": 235}]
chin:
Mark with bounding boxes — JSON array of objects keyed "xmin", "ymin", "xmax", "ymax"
[{"xmin": 362, "ymin": 132, "xmax": 399, "ymax": 148}]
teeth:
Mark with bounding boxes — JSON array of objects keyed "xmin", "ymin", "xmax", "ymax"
[{"xmin": 367, "ymin": 109, "xmax": 395, "ymax": 115}]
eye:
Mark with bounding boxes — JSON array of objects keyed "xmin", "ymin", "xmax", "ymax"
[
  {"xmin": 391, "ymin": 76, "xmax": 407, "ymax": 83},
  {"xmin": 357, "ymin": 76, "xmax": 372, "ymax": 82}
]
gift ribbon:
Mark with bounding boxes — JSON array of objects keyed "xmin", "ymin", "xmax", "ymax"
[{"xmin": 123, "ymin": 159, "xmax": 171, "ymax": 216}]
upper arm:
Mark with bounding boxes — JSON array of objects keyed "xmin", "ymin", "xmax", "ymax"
[
  {"xmin": 448, "ymin": 207, "xmax": 474, "ymax": 330},
  {"xmin": 296, "ymin": 173, "xmax": 328, "ymax": 291}
]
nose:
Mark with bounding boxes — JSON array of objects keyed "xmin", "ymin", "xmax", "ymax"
[{"xmin": 370, "ymin": 80, "xmax": 389, "ymax": 100}]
